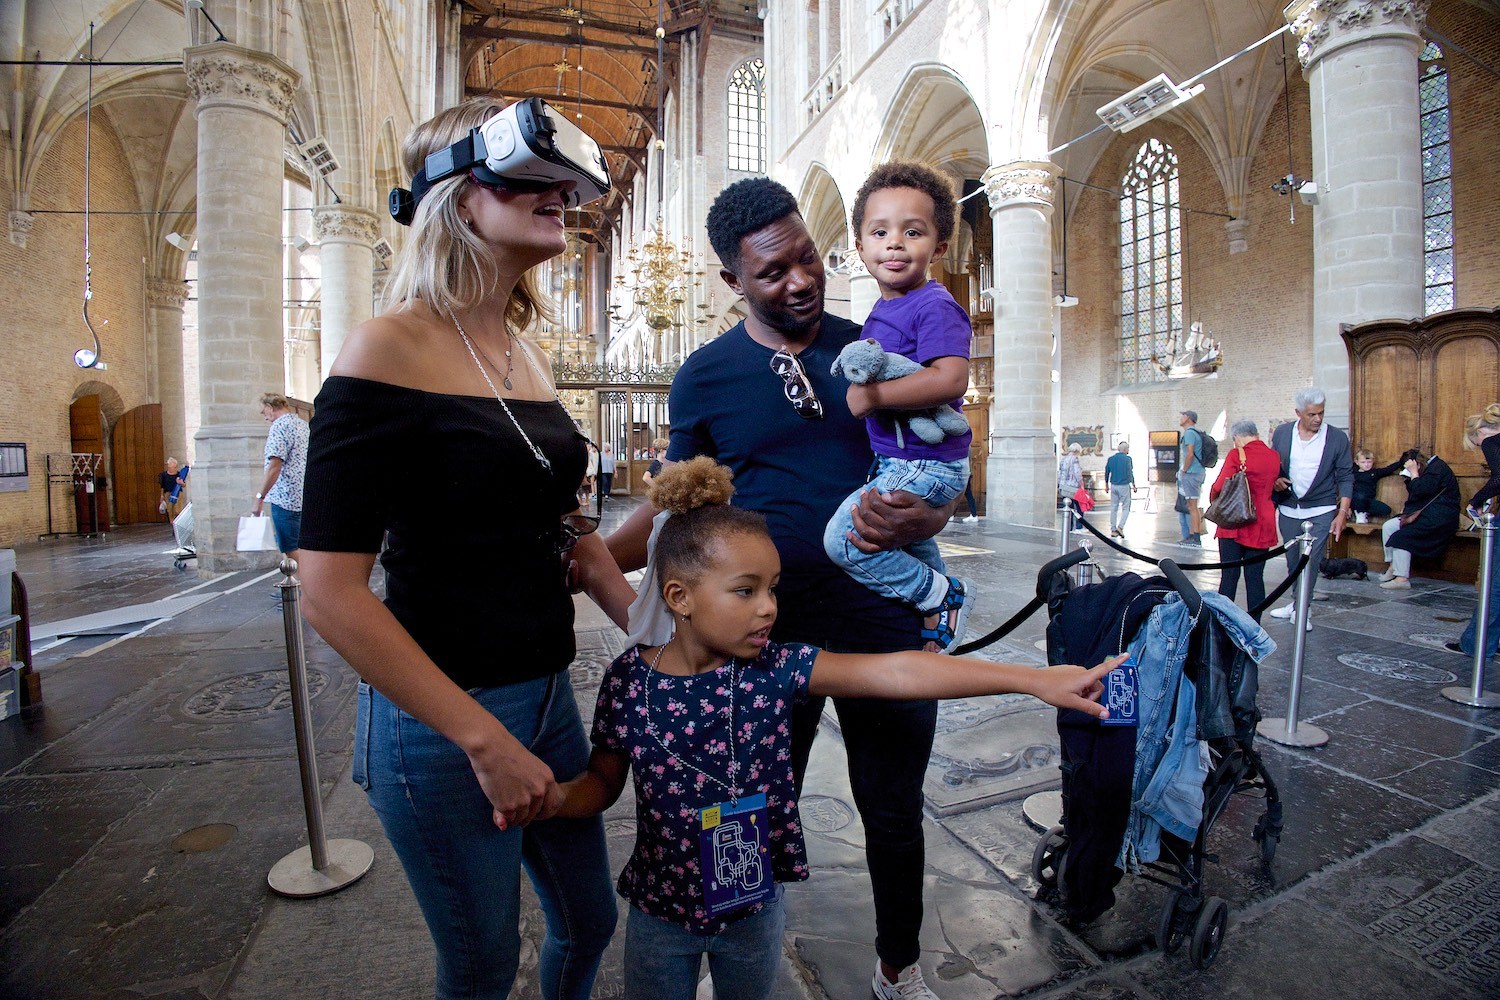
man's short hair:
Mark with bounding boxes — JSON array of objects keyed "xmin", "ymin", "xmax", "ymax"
[
  {"xmin": 1117, "ymin": 440, "xmax": 1130, "ymax": 451},
  {"xmin": 706, "ymin": 177, "xmax": 802, "ymax": 275},
  {"xmin": 851, "ymin": 162, "xmax": 959, "ymax": 243},
  {"xmin": 1295, "ymin": 387, "xmax": 1326, "ymax": 411}
]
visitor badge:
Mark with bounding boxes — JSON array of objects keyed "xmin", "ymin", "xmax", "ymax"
[
  {"xmin": 1101, "ymin": 656, "xmax": 1140, "ymax": 727},
  {"xmin": 698, "ymin": 792, "xmax": 774, "ymax": 917}
]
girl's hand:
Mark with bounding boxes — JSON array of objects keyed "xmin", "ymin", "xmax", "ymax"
[
  {"xmin": 466, "ymin": 737, "xmax": 557, "ymax": 831},
  {"xmin": 1031, "ymin": 653, "xmax": 1128, "ymax": 718}
]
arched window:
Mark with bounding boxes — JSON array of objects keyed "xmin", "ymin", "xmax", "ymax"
[
  {"xmin": 1419, "ymin": 41, "xmax": 1453, "ymax": 314},
  {"xmin": 728, "ymin": 58, "xmax": 767, "ymax": 173},
  {"xmin": 1118, "ymin": 139, "xmax": 1182, "ymax": 384}
]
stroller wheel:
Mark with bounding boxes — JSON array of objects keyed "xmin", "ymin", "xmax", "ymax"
[
  {"xmin": 1156, "ymin": 893, "xmax": 1189, "ymax": 955},
  {"xmin": 1030, "ymin": 825, "xmax": 1068, "ymax": 892},
  {"xmin": 1189, "ymin": 896, "xmax": 1229, "ymax": 969}
]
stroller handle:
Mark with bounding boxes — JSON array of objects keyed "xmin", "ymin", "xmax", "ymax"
[
  {"xmin": 1035, "ymin": 548, "xmax": 1091, "ymax": 599},
  {"xmin": 1157, "ymin": 559, "xmax": 1203, "ymax": 616}
]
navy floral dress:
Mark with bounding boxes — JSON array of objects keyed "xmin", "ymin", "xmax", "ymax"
[{"xmin": 591, "ymin": 641, "xmax": 817, "ymax": 934}]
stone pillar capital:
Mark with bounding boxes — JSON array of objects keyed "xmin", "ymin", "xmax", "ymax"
[
  {"xmin": 184, "ymin": 42, "xmax": 299, "ymax": 124},
  {"xmin": 1284, "ymin": 0, "xmax": 1428, "ymax": 70},
  {"xmin": 981, "ymin": 161, "xmax": 1059, "ymax": 214},
  {"xmin": 147, "ymin": 277, "xmax": 190, "ymax": 310},
  {"xmin": 312, "ymin": 206, "xmax": 381, "ymax": 247},
  {"xmin": 8, "ymin": 210, "xmax": 35, "ymax": 248}
]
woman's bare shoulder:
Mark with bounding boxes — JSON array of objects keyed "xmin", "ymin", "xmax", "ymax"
[{"xmin": 330, "ymin": 308, "xmax": 442, "ymax": 387}]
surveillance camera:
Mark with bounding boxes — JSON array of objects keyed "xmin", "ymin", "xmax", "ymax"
[{"xmin": 1297, "ymin": 181, "xmax": 1319, "ymax": 206}]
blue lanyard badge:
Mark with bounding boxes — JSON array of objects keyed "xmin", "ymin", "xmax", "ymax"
[
  {"xmin": 699, "ymin": 792, "xmax": 774, "ymax": 918},
  {"xmin": 1101, "ymin": 656, "xmax": 1140, "ymax": 727}
]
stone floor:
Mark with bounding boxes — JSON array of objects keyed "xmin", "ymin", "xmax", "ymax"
[{"xmin": 1, "ymin": 497, "xmax": 1497, "ymax": 999}]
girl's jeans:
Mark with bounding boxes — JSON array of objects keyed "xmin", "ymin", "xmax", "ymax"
[
  {"xmin": 623, "ymin": 889, "xmax": 786, "ymax": 1000},
  {"xmin": 354, "ymin": 673, "xmax": 617, "ymax": 1000},
  {"xmin": 824, "ymin": 455, "xmax": 969, "ymax": 611}
]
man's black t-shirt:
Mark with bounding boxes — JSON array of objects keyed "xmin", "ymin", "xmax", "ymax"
[{"xmin": 666, "ymin": 316, "xmax": 923, "ymax": 652}]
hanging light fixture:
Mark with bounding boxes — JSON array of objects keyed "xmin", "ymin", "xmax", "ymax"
[{"xmin": 607, "ymin": 0, "xmax": 703, "ymax": 354}]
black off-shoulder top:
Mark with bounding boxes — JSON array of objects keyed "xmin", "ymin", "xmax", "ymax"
[{"xmin": 300, "ymin": 376, "xmax": 588, "ymax": 688}]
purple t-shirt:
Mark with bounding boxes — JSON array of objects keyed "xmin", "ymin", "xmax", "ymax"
[
  {"xmin": 592, "ymin": 641, "xmax": 816, "ymax": 934},
  {"xmin": 861, "ymin": 280, "xmax": 973, "ymax": 462}
]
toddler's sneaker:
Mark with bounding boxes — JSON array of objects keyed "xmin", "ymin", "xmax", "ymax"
[
  {"xmin": 922, "ymin": 576, "xmax": 972, "ymax": 654},
  {"xmin": 873, "ymin": 961, "xmax": 938, "ymax": 999}
]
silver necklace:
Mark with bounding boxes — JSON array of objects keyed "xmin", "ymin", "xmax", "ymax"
[
  {"xmin": 453, "ymin": 316, "xmax": 552, "ymax": 471},
  {"xmin": 642, "ymin": 639, "xmax": 742, "ymax": 803}
]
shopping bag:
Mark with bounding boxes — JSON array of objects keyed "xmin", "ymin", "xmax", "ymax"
[
  {"xmin": 236, "ymin": 514, "xmax": 278, "ymax": 552},
  {"xmin": 1072, "ymin": 487, "xmax": 1095, "ymax": 513},
  {"xmin": 1204, "ymin": 470, "xmax": 1256, "ymax": 527}
]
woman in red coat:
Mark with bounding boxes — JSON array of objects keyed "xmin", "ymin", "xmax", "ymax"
[{"xmin": 1209, "ymin": 419, "xmax": 1282, "ymax": 622}]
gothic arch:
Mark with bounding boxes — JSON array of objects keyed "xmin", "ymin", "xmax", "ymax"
[{"xmin": 874, "ymin": 65, "xmax": 989, "ymax": 179}]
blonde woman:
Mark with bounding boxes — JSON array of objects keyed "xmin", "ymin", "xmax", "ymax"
[{"xmin": 298, "ymin": 99, "xmax": 634, "ymax": 999}]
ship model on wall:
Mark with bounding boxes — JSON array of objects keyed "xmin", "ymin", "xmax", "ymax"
[{"xmin": 1152, "ymin": 321, "xmax": 1223, "ymax": 379}]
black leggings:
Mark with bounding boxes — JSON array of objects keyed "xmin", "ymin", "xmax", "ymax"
[{"xmin": 1218, "ymin": 537, "xmax": 1268, "ymax": 622}]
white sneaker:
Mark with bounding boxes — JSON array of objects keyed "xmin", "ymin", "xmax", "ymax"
[
  {"xmin": 1378, "ymin": 569, "xmax": 1397, "ymax": 582},
  {"xmin": 873, "ymin": 962, "xmax": 938, "ymax": 999},
  {"xmin": 963, "ymin": 515, "xmax": 979, "ymax": 523},
  {"xmin": 1269, "ymin": 604, "xmax": 1296, "ymax": 620}
]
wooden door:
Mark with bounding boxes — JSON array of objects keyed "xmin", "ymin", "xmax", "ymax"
[
  {"xmin": 112, "ymin": 404, "xmax": 165, "ymax": 524},
  {"xmin": 967, "ymin": 404, "xmax": 988, "ymax": 514},
  {"xmin": 68, "ymin": 395, "xmax": 110, "ymax": 533}
]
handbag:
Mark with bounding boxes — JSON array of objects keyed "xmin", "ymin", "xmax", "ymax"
[
  {"xmin": 236, "ymin": 514, "xmax": 279, "ymax": 552},
  {"xmin": 1204, "ymin": 447, "xmax": 1256, "ymax": 528},
  {"xmin": 1174, "ymin": 490, "xmax": 1190, "ymax": 515}
]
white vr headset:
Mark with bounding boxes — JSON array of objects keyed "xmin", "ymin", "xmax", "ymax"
[{"xmin": 389, "ymin": 98, "xmax": 611, "ymax": 225}]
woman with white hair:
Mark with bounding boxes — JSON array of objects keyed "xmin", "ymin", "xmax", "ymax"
[
  {"xmin": 1058, "ymin": 441, "xmax": 1084, "ymax": 501},
  {"xmin": 1208, "ymin": 420, "xmax": 1280, "ymax": 622}
]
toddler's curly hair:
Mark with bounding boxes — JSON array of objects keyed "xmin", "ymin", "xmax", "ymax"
[{"xmin": 648, "ymin": 457, "xmax": 770, "ymax": 587}]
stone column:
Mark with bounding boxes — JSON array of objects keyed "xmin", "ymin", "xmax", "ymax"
[
  {"xmin": 1287, "ymin": 0, "xmax": 1427, "ymax": 425},
  {"xmin": 185, "ymin": 42, "xmax": 300, "ymax": 573},
  {"xmin": 983, "ymin": 161, "xmax": 1059, "ymax": 527},
  {"xmin": 312, "ymin": 206, "xmax": 379, "ymax": 380},
  {"xmin": 147, "ymin": 277, "xmax": 190, "ymax": 462}
]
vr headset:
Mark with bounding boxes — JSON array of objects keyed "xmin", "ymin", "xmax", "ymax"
[{"xmin": 388, "ymin": 98, "xmax": 611, "ymax": 225}]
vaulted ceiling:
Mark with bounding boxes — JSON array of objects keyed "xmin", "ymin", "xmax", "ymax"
[{"xmin": 458, "ymin": 0, "xmax": 763, "ymax": 246}]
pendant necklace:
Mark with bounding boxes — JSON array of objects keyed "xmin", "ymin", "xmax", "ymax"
[{"xmin": 453, "ymin": 316, "xmax": 551, "ymax": 471}]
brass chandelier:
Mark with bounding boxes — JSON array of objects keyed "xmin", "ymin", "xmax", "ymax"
[{"xmin": 609, "ymin": 219, "xmax": 704, "ymax": 334}]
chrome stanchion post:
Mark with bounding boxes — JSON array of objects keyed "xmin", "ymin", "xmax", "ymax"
[
  {"xmin": 268, "ymin": 556, "xmax": 375, "ymax": 898},
  {"xmin": 1059, "ymin": 499, "xmax": 1073, "ymax": 560},
  {"xmin": 1259, "ymin": 520, "xmax": 1330, "ymax": 747},
  {"xmin": 1443, "ymin": 512, "xmax": 1500, "ymax": 709}
]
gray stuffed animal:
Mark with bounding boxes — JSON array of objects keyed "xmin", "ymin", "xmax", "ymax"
[{"xmin": 830, "ymin": 338, "xmax": 969, "ymax": 447}]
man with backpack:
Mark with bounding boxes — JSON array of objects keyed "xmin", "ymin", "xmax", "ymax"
[{"xmin": 1177, "ymin": 410, "xmax": 1213, "ymax": 546}]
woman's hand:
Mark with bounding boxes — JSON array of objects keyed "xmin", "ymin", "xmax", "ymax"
[
  {"xmin": 467, "ymin": 737, "xmax": 558, "ymax": 831},
  {"xmin": 1029, "ymin": 654, "xmax": 1127, "ymax": 718},
  {"xmin": 1403, "ymin": 458, "xmax": 1421, "ymax": 477}
]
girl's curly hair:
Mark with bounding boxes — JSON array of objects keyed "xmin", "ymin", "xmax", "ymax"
[{"xmin": 648, "ymin": 457, "xmax": 770, "ymax": 586}]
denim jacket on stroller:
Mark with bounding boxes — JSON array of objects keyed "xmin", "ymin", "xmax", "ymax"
[{"xmin": 1117, "ymin": 592, "xmax": 1275, "ymax": 873}]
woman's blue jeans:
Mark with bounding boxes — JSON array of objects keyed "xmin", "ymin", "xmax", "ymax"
[
  {"xmin": 353, "ymin": 673, "xmax": 617, "ymax": 1000},
  {"xmin": 1459, "ymin": 536, "xmax": 1500, "ymax": 658},
  {"xmin": 622, "ymin": 889, "xmax": 785, "ymax": 1000}
]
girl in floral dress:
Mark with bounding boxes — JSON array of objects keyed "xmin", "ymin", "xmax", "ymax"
[{"xmin": 550, "ymin": 457, "xmax": 1121, "ymax": 1000}]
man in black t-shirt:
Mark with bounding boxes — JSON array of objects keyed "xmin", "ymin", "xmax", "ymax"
[{"xmin": 608, "ymin": 178, "xmax": 953, "ymax": 999}]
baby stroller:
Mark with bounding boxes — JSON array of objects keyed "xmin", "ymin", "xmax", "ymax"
[
  {"xmin": 1027, "ymin": 552, "xmax": 1282, "ymax": 970},
  {"xmin": 170, "ymin": 502, "xmax": 197, "ymax": 571}
]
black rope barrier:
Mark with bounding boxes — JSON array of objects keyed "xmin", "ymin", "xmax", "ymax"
[
  {"xmin": 1249, "ymin": 551, "xmax": 1311, "ymax": 618},
  {"xmin": 951, "ymin": 595, "xmax": 1046, "ymax": 657},
  {"xmin": 1069, "ymin": 505, "xmax": 1288, "ymax": 571}
]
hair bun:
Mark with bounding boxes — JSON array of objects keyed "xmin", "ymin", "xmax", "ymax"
[
  {"xmin": 647, "ymin": 456, "xmax": 735, "ymax": 514},
  {"xmin": 1487, "ymin": 402, "xmax": 1500, "ymax": 422}
]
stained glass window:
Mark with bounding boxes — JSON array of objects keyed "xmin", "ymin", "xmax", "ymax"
[
  {"xmin": 728, "ymin": 59, "xmax": 767, "ymax": 173},
  {"xmin": 1420, "ymin": 42, "xmax": 1453, "ymax": 314},
  {"xmin": 1118, "ymin": 139, "xmax": 1182, "ymax": 384}
]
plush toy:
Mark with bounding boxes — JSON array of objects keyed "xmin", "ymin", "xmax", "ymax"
[{"xmin": 830, "ymin": 338, "xmax": 970, "ymax": 447}]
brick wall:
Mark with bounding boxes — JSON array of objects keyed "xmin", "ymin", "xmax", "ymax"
[{"xmin": 0, "ymin": 117, "xmax": 149, "ymax": 546}]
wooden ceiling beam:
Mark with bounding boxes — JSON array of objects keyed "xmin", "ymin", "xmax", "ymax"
[
  {"xmin": 469, "ymin": 87, "xmax": 656, "ymax": 121},
  {"xmin": 463, "ymin": 24, "xmax": 663, "ymax": 56}
]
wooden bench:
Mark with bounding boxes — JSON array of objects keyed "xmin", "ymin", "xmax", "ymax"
[{"xmin": 1332, "ymin": 514, "xmax": 1480, "ymax": 584}]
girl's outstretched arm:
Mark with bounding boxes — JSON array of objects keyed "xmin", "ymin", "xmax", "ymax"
[
  {"xmin": 546, "ymin": 747, "xmax": 630, "ymax": 819},
  {"xmin": 808, "ymin": 650, "xmax": 1125, "ymax": 718}
]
